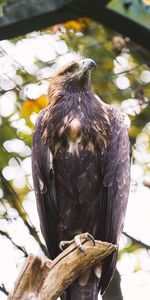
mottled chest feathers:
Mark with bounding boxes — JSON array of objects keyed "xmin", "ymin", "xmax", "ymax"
[
  {"xmin": 59, "ymin": 117, "xmax": 82, "ymax": 155},
  {"xmin": 68, "ymin": 118, "xmax": 81, "ymax": 142},
  {"xmin": 41, "ymin": 99, "xmax": 112, "ymax": 156}
]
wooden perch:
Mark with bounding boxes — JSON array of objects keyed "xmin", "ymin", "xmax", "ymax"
[{"xmin": 8, "ymin": 239, "xmax": 116, "ymax": 300}]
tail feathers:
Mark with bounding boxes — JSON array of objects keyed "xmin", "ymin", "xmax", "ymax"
[
  {"xmin": 66, "ymin": 272, "xmax": 99, "ymax": 300},
  {"xmin": 99, "ymin": 251, "xmax": 117, "ymax": 295}
]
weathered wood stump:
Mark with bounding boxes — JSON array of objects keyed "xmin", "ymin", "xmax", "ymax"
[{"xmin": 8, "ymin": 239, "xmax": 116, "ymax": 300}]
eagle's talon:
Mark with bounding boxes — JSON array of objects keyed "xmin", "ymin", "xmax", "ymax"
[
  {"xmin": 87, "ymin": 233, "xmax": 95, "ymax": 246},
  {"xmin": 59, "ymin": 239, "xmax": 74, "ymax": 251},
  {"xmin": 79, "ymin": 245, "xmax": 86, "ymax": 255},
  {"xmin": 59, "ymin": 232, "xmax": 95, "ymax": 253},
  {"xmin": 59, "ymin": 242, "xmax": 64, "ymax": 251},
  {"xmin": 74, "ymin": 232, "xmax": 95, "ymax": 254}
]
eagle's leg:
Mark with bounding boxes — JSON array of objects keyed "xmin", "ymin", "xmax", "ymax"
[{"xmin": 60, "ymin": 232, "xmax": 95, "ymax": 253}]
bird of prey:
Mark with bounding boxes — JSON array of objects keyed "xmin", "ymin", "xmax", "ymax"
[{"xmin": 32, "ymin": 58, "xmax": 130, "ymax": 299}]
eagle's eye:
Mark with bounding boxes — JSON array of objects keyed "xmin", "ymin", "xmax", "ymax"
[
  {"xmin": 66, "ymin": 64, "xmax": 78, "ymax": 74},
  {"xmin": 66, "ymin": 67, "xmax": 74, "ymax": 73},
  {"xmin": 58, "ymin": 63, "xmax": 78, "ymax": 76}
]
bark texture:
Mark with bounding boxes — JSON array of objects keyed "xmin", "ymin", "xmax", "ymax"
[{"xmin": 8, "ymin": 239, "xmax": 116, "ymax": 300}]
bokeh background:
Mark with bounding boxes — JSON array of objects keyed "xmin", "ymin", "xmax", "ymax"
[{"xmin": 0, "ymin": 17, "xmax": 150, "ymax": 300}]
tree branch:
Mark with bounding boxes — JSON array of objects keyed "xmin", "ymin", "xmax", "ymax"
[
  {"xmin": 8, "ymin": 239, "xmax": 116, "ymax": 300},
  {"xmin": 0, "ymin": 230, "xmax": 28, "ymax": 257},
  {"xmin": 123, "ymin": 231, "xmax": 150, "ymax": 250},
  {"xmin": 0, "ymin": 171, "xmax": 47, "ymax": 255},
  {"xmin": 0, "ymin": 284, "xmax": 9, "ymax": 296}
]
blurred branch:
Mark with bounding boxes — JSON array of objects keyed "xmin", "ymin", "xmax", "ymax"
[
  {"xmin": 143, "ymin": 180, "xmax": 150, "ymax": 189},
  {"xmin": 0, "ymin": 229, "xmax": 28, "ymax": 257},
  {"xmin": 0, "ymin": 170, "xmax": 47, "ymax": 255},
  {"xmin": 123, "ymin": 231, "xmax": 150, "ymax": 250},
  {"xmin": 0, "ymin": 284, "xmax": 9, "ymax": 296}
]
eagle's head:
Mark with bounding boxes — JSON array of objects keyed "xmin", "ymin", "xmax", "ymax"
[
  {"xmin": 48, "ymin": 58, "xmax": 96, "ymax": 105},
  {"xmin": 42, "ymin": 58, "xmax": 111, "ymax": 151}
]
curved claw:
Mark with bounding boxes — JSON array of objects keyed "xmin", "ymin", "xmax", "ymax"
[
  {"xmin": 74, "ymin": 232, "xmax": 95, "ymax": 255},
  {"xmin": 59, "ymin": 241, "xmax": 65, "ymax": 251},
  {"xmin": 59, "ymin": 232, "xmax": 95, "ymax": 254},
  {"xmin": 59, "ymin": 239, "xmax": 74, "ymax": 251},
  {"xmin": 87, "ymin": 233, "xmax": 95, "ymax": 246}
]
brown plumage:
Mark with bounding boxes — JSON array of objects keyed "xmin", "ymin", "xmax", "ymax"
[{"xmin": 32, "ymin": 58, "xmax": 130, "ymax": 299}]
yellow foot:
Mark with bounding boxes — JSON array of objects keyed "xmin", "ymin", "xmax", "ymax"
[{"xmin": 59, "ymin": 232, "xmax": 95, "ymax": 254}]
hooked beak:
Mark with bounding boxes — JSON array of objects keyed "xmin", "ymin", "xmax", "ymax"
[{"xmin": 81, "ymin": 58, "xmax": 96, "ymax": 72}]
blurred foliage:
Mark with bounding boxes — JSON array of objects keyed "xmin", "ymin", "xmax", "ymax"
[
  {"xmin": 0, "ymin": 0, "xmax": 8, "ymax": 6},
  {"xmin": 0, "ymin": 17, "xmax": 150, "ymax": 299},
  {"xmin": 108, "ymin": 0, "xmax": 150, "ymax": 29}
]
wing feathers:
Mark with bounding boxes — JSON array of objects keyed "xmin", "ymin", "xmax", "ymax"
[
  {"xmin": 99, "ymin": 107, "xmax": 130, "ymax": 294},
  {"xmin": 32, "ymin": 110, "xmax": 59, "ymax": 259}
]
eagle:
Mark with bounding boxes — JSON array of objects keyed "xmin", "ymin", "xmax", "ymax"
[{"xmin": 32, "ymin": 58, "xmax": 130, "ymax": 299}]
